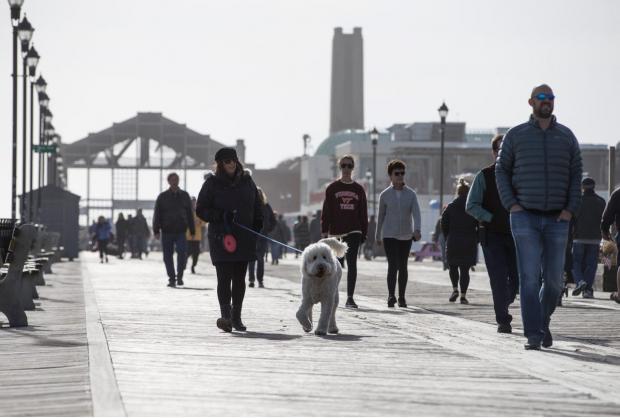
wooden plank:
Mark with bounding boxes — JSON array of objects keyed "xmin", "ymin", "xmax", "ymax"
[{"xmin": 80, "ymin": 251, "xmax": 620, "ymax": 416}]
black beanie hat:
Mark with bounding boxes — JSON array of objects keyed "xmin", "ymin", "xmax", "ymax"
[
  {"xmin": 214, "ymin": 147, "xmax": 238, "ymax": 162},
  {"xmin": 581, "ymin": 177, "xmax": 595, "ymax": 188}
]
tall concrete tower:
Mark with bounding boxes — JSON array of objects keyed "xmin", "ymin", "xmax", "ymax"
[{"xmin": 330, "ymin": 27, "xmax": 364, "ymax": 134}]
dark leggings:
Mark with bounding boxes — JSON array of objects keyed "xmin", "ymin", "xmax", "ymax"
[
  {"xmin": 215, "ymin": 262, "xmax": 248, "ymax": 317},
  {"xmin": 188, "ymin": 241, "xmax": 200, "ymax": 267},
  {"xmin": 449, "ymin": 264, "xmax": 470, "ymax": 293},
  {"xmin": 384, "ymin": 238, "xmax": 412, "ymax": 298},
  {"xmin": 337, "ymin": 233, "xmax": 362, "ymax": 297},
  {"xmin": 97, "ymin": 239, "xmax": 108, "ymax": 259}
]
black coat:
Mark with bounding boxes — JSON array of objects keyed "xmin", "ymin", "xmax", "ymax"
[
  {"xmin": 153, "ymin": 189, "xmax": 194, "ymax": 235},
  {"xmin": 441, "ymin": 195, "xmax": 478, "ymax": 267},
  {"xmin": 256, "ymin": 202, "xmax": 276, "ymax": 253},
  {"xmin": 196, "ymin": 170, "xmax": 263, "ymax": 265}
]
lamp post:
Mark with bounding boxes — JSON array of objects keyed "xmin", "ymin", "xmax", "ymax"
[
  {"xmin": 36, "ymin": 86, "xmax": 48, "ymax": 220},
  {"xmin": 438, "ymin": 102, "xmax": 449, "ymax": 214},
  {"xmin": 43, "ymin": 121, "xmax": 54, "ymax": 186},
  {"xmin": 17, "ymin": 15, "xmax": 34, "ymax": 220},
  {"xmin": 26, "ymin": 45, "xmax": 39, "ymax": 221},
  {"xmin": 370, "ymin": 127, "xmax": 379, "ymax": 216},
  {"xmin": 9, "ymin": 0, "xmax": 25, "ymax": 219}
]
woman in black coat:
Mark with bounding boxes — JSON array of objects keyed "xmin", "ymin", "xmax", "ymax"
[
  {"xmin": 441, "ymin": 178, "xmax": 478, "ymax": 304},
  {"xmin": 196, "ymin": 147, "xmax": 263, "ymax": 332}
]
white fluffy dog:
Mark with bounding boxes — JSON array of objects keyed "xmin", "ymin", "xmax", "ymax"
[{"xmin": 296, "ymin": 238, "xmax": 348, "ymax": 335}]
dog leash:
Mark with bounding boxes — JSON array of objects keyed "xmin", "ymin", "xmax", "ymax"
[{"xmin": 232, "ymin": 221, "xmax": 303, "ymax": 254}]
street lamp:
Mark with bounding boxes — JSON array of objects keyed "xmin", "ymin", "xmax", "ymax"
[
  {"xmin": 8, "ymin": 0, "xmax": 25, "ymax": 219},
  {"xmin": 26, "ymin": 45, "xmax": 39, "ymax": 221},
  {"xmin": 37, "ymin": 90, "xmax": 49, "ymax": 213},
  {"xmin": 370, "ymin": 127, "xmax": 379, "ymax": 216},
  {"xmin": 365, "ymin": 168, "xmax": 372, "ymax": 200},
  {"xmin": 17, "ymin": 15, "xmax": 34, "ymax": 220},
  {"xmin": 438, "ymin": 102, "xmax": 449, "ymax": 214}
]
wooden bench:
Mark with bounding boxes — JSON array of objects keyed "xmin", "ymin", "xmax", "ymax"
[{"xmin": 0, "ymin": 223, "xmax": 36, "ymax": 326}]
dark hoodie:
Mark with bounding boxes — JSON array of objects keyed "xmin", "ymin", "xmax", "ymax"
[{"xmin": 196, "ymin": 169, "xmax": 263, "ymax": 265}]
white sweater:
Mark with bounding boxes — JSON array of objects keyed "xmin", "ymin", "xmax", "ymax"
[{"xmin": 376, "ymin": 185, "xmax": 421, "ymax": 241}]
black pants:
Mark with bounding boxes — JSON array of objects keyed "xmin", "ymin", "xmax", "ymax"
[
  {"xmin": 248, "ymin": 249, "xmax": 265, "ymax": 283},
  {"xmin": 482, "ymin": 231, "xmax": 519, "ymax": 325},
  {"xmin": 97, "ymin": 239, "xmax": 109, "ymax": 260},
  {"xmin": 188, "ymin": 241, "xmax": 201, "ymax": 268},
  {"xmin": 384, "ymin": 238, "xmax": 412, "ymax": 298},
  {"xmin": 215, "ymin": 262, "xmax": 248, "ymax": 318},
  {"xmin": 449, "ymin": 264, "xmax": 470, "ymax": 293},
  {"xmin": 338, "ymin": 233, "xmax": 362, "ymax": 297},
  {"xmin": 117, "ymin": 236, "xmax": 126, "ymax": 258}
]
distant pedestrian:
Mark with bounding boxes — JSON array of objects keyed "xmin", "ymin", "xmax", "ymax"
[
  {"xmin": 571, "ymin": 178, "xmax": 606, "ymax": 299},
  {"xmin": 115, "ymin": 213, "xmax": 128, "ymax": 259},
  {"xmin": 297, "ymin": 216, "xmax": 311, "ymax": 251},
  {"xmin": 269, "ymin": 213, "xmax": 287, "ymax": 264},
  {"xmin": 248, "ymin": 188, "xmax": 276, "ymax": 288},
  {"xmin": 153, "ymin": 172, "xmax": 195, "ymax": 288},
  {"xmin": 364, "ymin": 215, "xmax": 376, "ymax": 260},
  {"xmin": 196, "ymin": 147, "xmax": 263, "ymax": 332},
  {"xmin": 282, "ymin": 216, "xmax": 292, "ymax": 258},
  {"xmin": 441, "ymin": 178, "xmax": 478, "ymax": 305},
  {"xmin": 466, "ymin": 134, "xmax": 519, "ymax": 333},
  {"xmin": 94, "ymin": 215, "xmax": 112, "ymax": 264},
  {"xmin": 133, "ymin": 209, "xmax": 151, "ymax": 259},
  {"xmin": 293, "ymin": 215, "xmax": 303, "ymax": 258},
  {"xmin": 321, "ymin": 155, "xmax": 369, "ymax": 309},
  {"xmin": 376, "ymin": 160, "xmax": 421, "ymax": 308},
  {"xmin": 187, "ymin": 197, "xmax": 206, "ymax": 274},
  {"xmin": 602, "ymin": 188, "xmax": 620, "ymax": 304},
  {"xmin": 309, "ymin": 210, "xmax": 322, "ymax": 244},
  {"xmin": 496, "ymin": 84, "xmax": 582, "ymax": 350},
  {"xmin": 126, "ymin": 214, "xmax": 135, "ymax": 256}
]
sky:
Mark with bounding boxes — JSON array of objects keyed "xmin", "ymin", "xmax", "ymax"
[{"xmin": 1, "ymin": 0, "xmax": 620, "ymax": 216}]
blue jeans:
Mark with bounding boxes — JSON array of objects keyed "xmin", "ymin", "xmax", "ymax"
[
  {"xmin": 572, "ymin": 243, "xmax": 598, "ymax": 289},
  {"xmin": 510, "ymin": 211, "xmax": 569, "ymax": 344},
  {"xmin": 161, "ymin": 232, "xmax": 188, "ymax": 280},
  {"xmin": 270, "ymin": 242, "xmax": 282, "ymax": 261},
  {"xmin": 481, "ymin": 231, "xmax": 519, "ymax": 325}
]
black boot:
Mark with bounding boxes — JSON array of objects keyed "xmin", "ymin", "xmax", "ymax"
[
  {"xmin": 231, "ymin": 304, "xmax": 247, "ymax": 331},
  {"xmin": 216, "ymin": 304, "xmax": 232, "ymax": 332}
]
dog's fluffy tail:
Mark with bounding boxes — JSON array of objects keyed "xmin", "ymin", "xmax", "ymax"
[{"xmin": 319, "ymin": 238, "xmax": 348, "ymax": 258}]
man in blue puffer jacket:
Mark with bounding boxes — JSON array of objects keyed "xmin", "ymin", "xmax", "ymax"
[{"xmin": 496, "ymin": 84, "xmax": 582, "ymax": 350}]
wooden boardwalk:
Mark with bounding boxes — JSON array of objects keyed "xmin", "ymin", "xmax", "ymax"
[
  {"xmin": 84, "ymin": 252, "xmax": 620, "ymax": 416},
  {"xmin": 2, "ymin": 251, "xmax": 620, "ymax": 416}
]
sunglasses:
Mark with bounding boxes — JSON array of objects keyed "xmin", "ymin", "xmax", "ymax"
[
  {"xmin": 392, "ymin": 171, "xmax": 405, "ymax": 177},
  {"xmin": 533, "ymin": 93, "xmax": 555, "ymax": 101},
  {"xmin": 340, "ymin": 163, "xmax": 354, "ymax": 169},
  {"xmin": 222, "ymin": 159, "xmax": 236, "ymax": 165}
]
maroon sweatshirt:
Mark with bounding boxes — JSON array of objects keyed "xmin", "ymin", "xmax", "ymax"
[{"xmin": 321, "ymin": 180, "xmax": 368, "ymax": 238}]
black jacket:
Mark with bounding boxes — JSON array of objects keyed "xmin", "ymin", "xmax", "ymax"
[
  {"xmin": 441, "ymin": 195, "xmax": 478, "ymax": 266},
  {"xmin": 602, "ymin": 188, "xmax": 620, "ymax": 237},
  {"xmin": 573, "ymin": 189, "xmax": 605, "ymax": 241},
  {"xmin": 153, "ymin": 188, "xmax": 194, "ymax": 235},
  {"xmin": 115, "ymin": 218, "xmax": 128, "ymax": 240},
  {"xmin": 196, "ymin": 170, "xmax": 263, "ymax": 264},
  {"xmin": 256, "ymin": 202, "xmax": 276, "ymax": 253}
]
